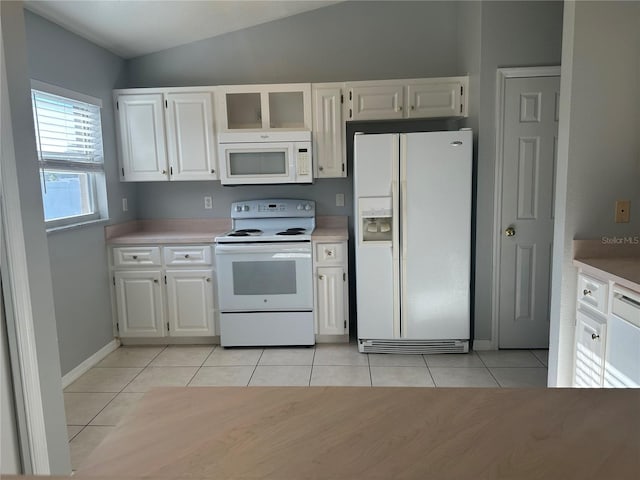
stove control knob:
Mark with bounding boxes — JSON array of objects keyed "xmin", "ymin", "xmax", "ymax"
[
  {"xmin": 304, "ymin": 204, "xmax": 312, "ymax": 211},
  {"xmin": 297, "ymin": 204, "xmax": 303, "ymax": 210},
  {"xmin": 235, "ymin": 205, "xmax": 242, "ymax": 212},
  {"xmin": 242, "ymin": 205, "xmax": 250, "ymax": 212}
]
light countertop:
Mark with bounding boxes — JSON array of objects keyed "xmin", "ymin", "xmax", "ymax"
[
  {"xmin": 573, "ymin": 239, "xmax": 640, "ymax": 292},
  {"xmin": 75, "ymin": 386, "xmax": 639, "ymax": 480},
  {"xmin": 106, "ymin": 216, "xmax": 349, "ymax": 245}
]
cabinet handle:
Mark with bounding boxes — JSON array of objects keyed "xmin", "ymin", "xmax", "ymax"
[
  {"xmin": 153, "ymin": 279, "xmax": 159, "ymax": 284},
  {"xmin": 184, "ymin": 254, "xmax": 190, "ymax": 259},
  {"xmin": 162, "ymin": 169, "xmax": 167, "ymax": 175},
  {"xmin": 319, "ymin": 274, "xmax": 325, "ymax": 280},
  {"xmin": 326, "ymin": 250, "xmax": 334, "ymax": 256},
  {"xmin": 411, "ymin": 105, "xmax": 415, "ymax": 110},
  {"xmin": 591, "ymin": 333, "xmax": 600, "ymax": 340},
  {"xmin": 132, "ymin": 255, "xmax": 138, "ymax": 260},
  {"xmin": 206, "ymin": 278, "xmax": 211, "ymax": 282},
  {"xmin": 211, "ymin": 169, "xmax": 215, "ymax": 174},
  {"xmin": 319, "ymin": 166, "xmax": 324, "ymax": 171},
  {"xmin": 583, "ymin": 289, "xmax": 592, "ymax": 296},
  {"xmin": 398, "ymin": 105, "xmax": 403, "ymax": 111}
]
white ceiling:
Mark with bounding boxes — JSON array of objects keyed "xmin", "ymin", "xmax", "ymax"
[{"xmin": 24, "ymin": 1, "xmax": 340, "ymax": 59}]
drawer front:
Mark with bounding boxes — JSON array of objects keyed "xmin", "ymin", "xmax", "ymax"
[
  {"xmin": 315, "ymin": 243, "xmax": 345, "ymax": 264},
  {"xmin": 163, "ymin": 245, "xmax": 212, "ymax": 266},
  {"xmin": 612, "ymin": 287, "xmax": 640, "ymax": 328},
  {"xmin": 113, "ymin": 246, "xmax": 161, "ymax": 267},
  {"xmin": 577, "ymin": 273, "xmax": 608, "ymax": 315}
]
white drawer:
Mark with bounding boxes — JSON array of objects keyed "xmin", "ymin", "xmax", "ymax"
[
  {"xmin": 315, "ymin": 242, "xmax": 345, "ymax": 264},
  {"xmin": 577, "ymin": 273, "xmax": 608, "ymax": 315},
  {"xmin": 163, "ymin": 245, "xmax": 212, "ymax": 266},
  {"xmin": 113, "ymin": 246, "xmax": 161, "ymax": 267}
]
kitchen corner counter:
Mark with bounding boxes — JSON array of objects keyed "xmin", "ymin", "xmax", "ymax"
[
  {"xmin": 313, "ymin": 215, "xmax": 349, "ymax": 241},
  {"xmin": 105, "ymin": 219, "xmax": 231, "ymax": 245},
  {"xmin": 573, "ymin": 239, "xmax": 640, "ymax": 292}
]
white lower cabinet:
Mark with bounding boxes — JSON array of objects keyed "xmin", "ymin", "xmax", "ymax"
[
  {"xmin": 114, "ymin": 270, "xmax": 165, "ymax": 337},
  {"xmin": 165, "ymin": 269, "xmax": 215, "ymax": 336},
  {"xmin": 314, "ymin": 242, "xmax": 349, "ymax": 337},
  {"xmin": 111, "ymin": 245, "xmax": 216, "ymax": 339},
  {"xmin": 573, "ymin": 310, "xmax": 606, "ymax": 387}
]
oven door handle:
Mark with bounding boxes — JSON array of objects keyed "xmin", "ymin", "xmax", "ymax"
[{"xmin": 215, "ymin": 243, "xmax": 311, "ymax": 255}]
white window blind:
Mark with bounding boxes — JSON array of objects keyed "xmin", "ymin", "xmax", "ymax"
[
  {"xmin": 31, "ymin": 87, "xmax": 107, "ymax": 227},
  {"xmin": 31, "ymin": 89, "xmax": 104, "ymax": 170}
]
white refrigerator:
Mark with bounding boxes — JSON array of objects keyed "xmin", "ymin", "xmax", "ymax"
[{"xmin": 354, "ymin": 130, "xmax": 472, "ymax": 354}]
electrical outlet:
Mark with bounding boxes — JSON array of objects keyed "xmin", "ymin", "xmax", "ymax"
[
  {"xmin": 204, "ymin": 196, "xmax": 213, "ymax": 209},
  {"xmin": 615, "ymin": 200, "xmax": 630, "ymax": 223},
  {"xmin": 336, "ymin": 193, "xmax": 345, "ymax": 207},
  {"xmin": 122, "ymin": 197, "xmax": 128, "ymax": 212}
]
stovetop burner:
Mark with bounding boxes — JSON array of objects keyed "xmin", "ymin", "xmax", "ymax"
[
  {"xmin": 228, "ymin": 228, "xmax": 263, "ymax": 237},
  {"xmin": 276, "ymin": 228, "xmax": 307, "ymax": 236}
]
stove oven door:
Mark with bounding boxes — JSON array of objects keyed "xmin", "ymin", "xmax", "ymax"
[{"xmin": 215, "ymin": 242, "xmax": 313, "ymax": 312}]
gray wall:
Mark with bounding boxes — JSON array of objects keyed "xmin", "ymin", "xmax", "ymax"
[
  {"xmin": 1, "ymin": 2, "xmax": 70, "ymax": 472},
  {"xmin": 549, "ymin": 1, "xmax": 640, "ymax": 386},
  {"xmin": 23, "ymin": 11, "xmax": 135, "ymax": 375},
  {"xmin": 127, "ymin": 1, "xmax": 461, "ymax": 86},
  {"xmin": 473, "ymin": 1, "xmax": 563, "ymax": 341}
]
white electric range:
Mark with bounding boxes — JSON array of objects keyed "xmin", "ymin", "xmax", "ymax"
[{"xmin": 214, "ymin": 199, "xmax": 315, "ymax": 347}]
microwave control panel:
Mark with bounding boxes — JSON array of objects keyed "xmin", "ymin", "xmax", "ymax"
[{"xmin": 296, "ymin": 147, "xmax": 311, "ymax": 176}]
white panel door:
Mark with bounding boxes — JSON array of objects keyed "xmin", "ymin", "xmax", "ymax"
[
  {"xmin": 316, "ymin": 266, "xmax": 346, "ymax": 335},
  {"xmin": 402, "ymin": 131, "xmax": 472, "ymax": 340},
  {"xmin": 349, "ymin": 85, "xmax": 404, "ymax": 121},
  {"xmin": 406, "ymin": 81, "xmax": 463, "ymax": 118},
  {"xmin": 499, "ymin": 75, "xmax": 560, "ymax": 348},
  {"xmin": 116, "ymin": 94, "xmax": 168, "ymax": 181},
  {"xmin": 165, "ymin": 92, "xmax": 218, "ymax": 181},
  {"xmin": 353, "ymin": 134, "xmax": 399, "ymax": 340},
  {"xmin": 312, "ymin": 84, "xmax": 345, "ymax": 178},
  {"xmin": 165, "ymin": 269, "xmax": 215, "ymax": 336},
  {"xmin": 114, "ymin": 270, "xmax": 165, "ymax": 337}
]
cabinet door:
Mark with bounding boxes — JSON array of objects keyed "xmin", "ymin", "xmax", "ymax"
[
  {"xmin": 165, "ymin": 269, "xmax": 215, "ymax": 336},
  {"xmin": 573, "ymin": 311, "xmax": 606, "ymax": 387},
  {"xmin": 312, "ymin": 85, "xmax": 345, "ymax": 178},
  {"xmin": 165, "ymin": 92, "xmax": 218, "ymax": 181},
  {"xmin": 316, "ymin": 266, "xmax": 347, "ymax": 335},
  {"xmin": 406, "ymin": 81, "xmax": 463, "ymax": 118},
  {"xmin": 114, "ymin": 270, "xmax": 165, "ymax": 337},
  {"xmin": 349, "ymin": 85, "xmax": 404, "ymax": 121},
  {"xmin": 116, "ymin": 94, "xmax": 169, "ymax": 181}
]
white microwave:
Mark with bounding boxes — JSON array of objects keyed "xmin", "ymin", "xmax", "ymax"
[{"xmin": 218, "ymin": 131, "xmax": 312, "ymax": 185}]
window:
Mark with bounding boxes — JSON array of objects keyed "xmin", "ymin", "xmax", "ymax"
[{"xmin": 31, "ymin": 82, "xmax": 107, "ymax": 228}]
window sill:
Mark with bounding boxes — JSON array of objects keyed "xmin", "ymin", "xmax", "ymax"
[{"xmin": 46, "ymin": 217, "xmax": 110, "ymax": 235}]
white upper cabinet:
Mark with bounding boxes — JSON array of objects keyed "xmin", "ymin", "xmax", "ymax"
[
  {"xmin": 312, "ymin": 83, "xmax": 345, "ymax": 178},
  {"xmin": 115, "ymin": 88, "xmax": 217, "ymax": 182},
  {"xmin": 116, "ymin": 93, "xmax": 169, "ymax": 181},
  {"xmin": 165, "ymin": 92, "xmax": 218, "ymax": 180},
  {"xmin": 406, "ymin": 79, "xmax": 465, "ymax": 118},
  {"xmin": 349, "ymin": 84, "xmax": 405, "ymax": 121},
  {"xmin": 346, "ymin": 77, "xmax": 468, "ymax": 121},
  {"xmin": 218, "ymin": 83, "xmax": 312, "ymax": 134}
]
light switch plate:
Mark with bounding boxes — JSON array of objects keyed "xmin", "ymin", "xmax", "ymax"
[
  {"xmin": 615, "ymin": 200, "xmax": 630, "ymax": 223},
  {"xmin": 122, "ymin": 197, "xmax": 128, "ymax": 212},
  {"xmin": 204, "ymin": 196, "xmax": 213, "ymax": 209},
  {"xmin": 336, "ymin": 193, "xmax": 345, "ymax": 207}
]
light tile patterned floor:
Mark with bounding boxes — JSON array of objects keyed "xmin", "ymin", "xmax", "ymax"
[{"xmin": 65, "ymin": 344, "xmax": 548, "ymax": 470}]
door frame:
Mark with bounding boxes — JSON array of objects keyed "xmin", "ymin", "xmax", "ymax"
[{"xmin": 490, "ymin": 66, "xmax": 561, "ymax": 350}]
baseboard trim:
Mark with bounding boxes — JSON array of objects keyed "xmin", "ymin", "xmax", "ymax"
[
  {"xmin": 61, "ymin": 339, "xmax": 120, "ymax": 388},
  {"xmin": 472, "ymin": 340, "xmax": 494, "ymax": 351}
]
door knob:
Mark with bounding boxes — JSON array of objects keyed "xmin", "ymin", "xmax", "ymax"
[{"xmin": 504, "ymin": 227, "xmax": 516, "ymax": 237}]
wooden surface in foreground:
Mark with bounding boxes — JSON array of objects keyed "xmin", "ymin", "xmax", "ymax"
[{"xmin": 73, "ymin": 386, "xmax": 639, "ymax": 479}]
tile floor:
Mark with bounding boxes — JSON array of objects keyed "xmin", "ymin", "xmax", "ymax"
[{"xmin": 65, "ymin": 343, "xmax": 548, "ymax": 469}]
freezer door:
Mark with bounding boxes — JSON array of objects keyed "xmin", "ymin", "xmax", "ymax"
[
  {"xmin": 400, "ymin": 131, "xmax": 472, "ymax": 340},
  {"xmin": 354, "ymin": 134, "xmax": 400, "ymax": 340}
]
